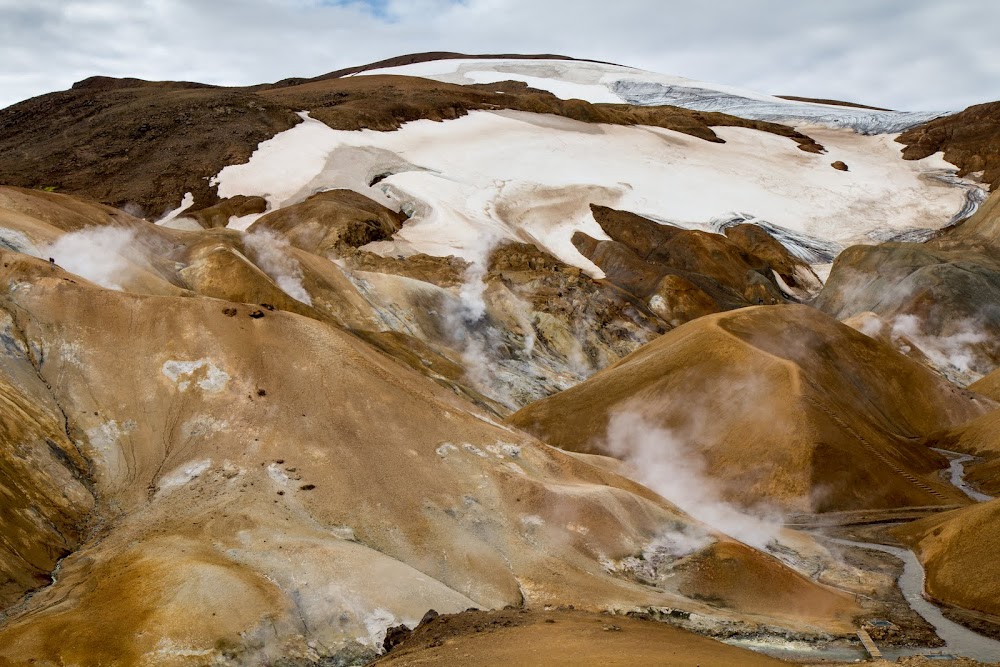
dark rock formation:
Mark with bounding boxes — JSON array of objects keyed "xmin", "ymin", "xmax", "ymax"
[
  {"xmin": 899, "ymin": 101, "xmax": 1000, "ymax": 190},
  {"xmin": 573, "ymin": 204, "xmax": 818, "ymax": 326}
]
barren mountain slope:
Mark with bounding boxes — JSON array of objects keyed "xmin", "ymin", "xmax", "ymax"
[
  {"xmin": 0, "ymin": 186, "xmax": 874, "ymax": 664},
  {"xmin": 0, "ymin": 249, "xmax": 863, "ymax": 663},
  {"xmin": 3, "ymin": 51, "xmax": 1000, "ymax": 666},
  {"xmin": 0, "ymin": 186, "xmax": 670, "ymax": 417},
  {"xmin": 970, "ymin": 368, "xmax": 1000, "ymax": 401},
  {"xmin": 571, "ymin": 204, "xmax": 822, "ymax": 325},
  {"xmin": 510, "ymin": 305, "xmax": 988, "ymax": 512}
]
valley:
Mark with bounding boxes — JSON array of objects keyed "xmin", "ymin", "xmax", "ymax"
[{"xmin": 0, "ymin": 51, "xmax": 999, "ymax": 666}]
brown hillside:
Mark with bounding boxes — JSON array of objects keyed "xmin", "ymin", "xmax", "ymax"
[
  {"xmin": 374, "ymin": 608, "xmax": 788, "ymax": 667},
  {"xmin": 895, "ymin": 499, "xmax": 1000, "ymax": 619},
  {"xmin": 573, "ymin": 205, "xmax": 820, "ymax": 327},
  {"xmin": 0, "ymin": 244, "xmax": 861, "ymax": 662},
  {"xmin": 509, "ymin": 305, "xmax": 988, "ymax": 512},
  {"xmin": 970, "ymin": 368, "xmax": 1000, "ymax": 401}
]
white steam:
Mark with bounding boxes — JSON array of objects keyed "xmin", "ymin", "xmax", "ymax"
[
  {"xmin": 641, "ymin": 526, "xmax": 714, "ymax": 558},
  {"xmin": 43, "ymin": 227, "xmax": 139, "ymax": 290},
  {"xmin": 443, "ymin": 232, "xmax": 513, "ymax": 402},
  {"xmin": 605, "ymin": 411, "xmax": 783, "ymax": 551},
  {"xmin": 243, "ymin": 229, "xmax": 312, "ymax": 305},
  {"xmin": 890, "ymin": 314, "xmax": 988, "ymax": 384}
]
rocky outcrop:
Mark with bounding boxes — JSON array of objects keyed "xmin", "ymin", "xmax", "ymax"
[
  {"xmin": 185, "ymin": 195, "xmax": 268, "ymax": 229},
  {"xmin": 572, "ymin": 205, "xmax": 817, "ymax": 327},
  {"xmin": 899, "ymin": 100, "xmax": 1000, "ymax": 190},
  {"xmin": 722, "ymin": 223, "xmax": 823, "ymax": 296},
  {"xmin": 249, "ymin": 189, "xmax": 406, "ymax": 257},
  {"xmin": 486, "ymin": 241, "xmax": 666, "ymax": 373}
]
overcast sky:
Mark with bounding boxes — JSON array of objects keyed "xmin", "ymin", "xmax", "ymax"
[{"xmin": 2, "ymin": 0, "xmax": 998, "ymax": 111}]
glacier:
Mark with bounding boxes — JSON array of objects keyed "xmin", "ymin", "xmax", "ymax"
[{"xmin": 354, "ymin": 58, "xmax": 948, "ymax": 135}]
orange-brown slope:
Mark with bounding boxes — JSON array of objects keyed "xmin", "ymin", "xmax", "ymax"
[
  {"xmin": 970, "ymin": 368, "xmax": 1000, "ymax": 401},
  {"xmin": 374, "ymin": 608, "xmax": 789, "ymax": 667},
  {"xmin": 0, "ymin": 320, "xmax": 95, "ymax": 608},
  {"xmin": 510, "ymin": 305, "xmax": 988, "ymax": 512},
  {"xmin": 248, "ymin": 189, "xmax": 406, "ymax": 257},
  {"xmin": 0, "ymin": 249, "xmax": 862, "ymax": 663},
  {"xmin": 895, "ymin": 499, "xmax": 1000, "ymax": 619}
]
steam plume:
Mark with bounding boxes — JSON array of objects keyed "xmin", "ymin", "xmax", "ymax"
[
  {"xmin": 243, "ymin": 229, "xmax": 313, "ymax": 305},
  {"xmin": 605, "ymin": 411, "xmax": 782, "ymax": 551}
]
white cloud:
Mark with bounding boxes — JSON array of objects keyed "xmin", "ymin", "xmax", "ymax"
[{"xmin": 0, "ymin": 0, "xmax": 997, "ymax": 111}]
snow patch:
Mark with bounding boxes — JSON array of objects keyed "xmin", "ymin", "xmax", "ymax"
[
  {"xmin": 156, "ymin": 192, "xmax": 194, "ymax": 225},
  {"xmin": 209, "ymin": 111, "xmax": 980, "ymax": 277},
  {"xmin": 212, "ymin": 112, "xmax": 341, "ymax": 210}
]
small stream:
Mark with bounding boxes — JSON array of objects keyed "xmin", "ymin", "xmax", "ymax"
[
  {"xmin": 826, "ymin": 537, "xmax": 1000, "ymax": 663},
  {"xmin": 932, "ymin": 447, "xmax": 995, "ymax": 502},
  {"xmin": 728, "ymin": 447, "xmax": 1000, "ymax": 663}
]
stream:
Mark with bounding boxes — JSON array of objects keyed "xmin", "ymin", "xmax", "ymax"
[
  {"xmin": 728, "ymin": 448, "xmax": 1000, "ymax": 663},
  {"xmin": 826, "ymin": 537, "xmax": 1000, "ymax": 663},
  {"xmin": 932, "ymin": 447, "xmax": 995, "ymax": 503}
]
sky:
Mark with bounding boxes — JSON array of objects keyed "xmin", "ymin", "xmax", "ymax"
[{"xmin": 1, "ymin": 0, "xmax": 998, "ymax": 111}]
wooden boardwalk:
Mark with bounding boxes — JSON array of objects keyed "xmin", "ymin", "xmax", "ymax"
[{"xmin": 857, "ymin": 629, "xmax": 882, "ymax": 659}]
